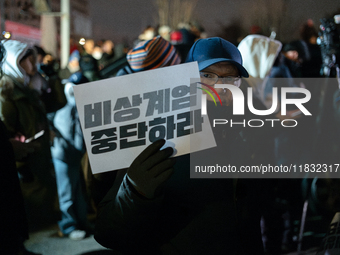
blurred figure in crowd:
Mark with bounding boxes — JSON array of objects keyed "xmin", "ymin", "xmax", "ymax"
[
  {"xmin": 50, "ymin": 71, "xmax": 90, "ymax": 240},
  {"xmin": 0, "ymin": 40, "xmax": 41, "ymax": 255},
  {"xmin": 133, "ymin": 25, "xmax": 156, "ymax": 47},
  {"xmin": 69, "ymin": 38, "xmax": 79, "ymax": 54},
  {"xmin": 238, "ymin": 34, "xmax": 303, "ymax": 254},
  {"xmin": 33, "ymin": 45, "xmax": 46, "ymax": 73},
  {"xmin": 299, "ymin": 19, "xmax": 323, "ymax": 77},
  {"xmin": 189, "ymin": 21, "xmax": 206, "ymax": 40},
  {"xmin": 98, "ymin": 40, "xmax": 115, "ymax": 70},
  {"xmin": 37, "ymin": 52, "xmax": 67, "ymax": 114},
  {"xmin": 281, "ymin": 41, "xmax": 305, "ymax": 78},
  {"xmin": 0, "ymin": 39, "xmax": 58, "ymax": 232},
  {"xmin": 170, "ymin": 24, "xmax": 196, "ymax": 62},
  {"xmin": 92, "ymin": 44, "xmax": 103, "ymax": 62},
  {"xmin": 79, "ymin": 39, "xmax": 100, "ymax": 81},
  {"xmin": 59, "ymin": 50, "xmax": 81, "ymax": 80},
  {"xmin": 158, "ymin": 25, "xmax": 171, "ymax": 41}
]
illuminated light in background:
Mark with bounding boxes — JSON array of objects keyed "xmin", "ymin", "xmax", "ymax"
[
  {"xmin": 334, "ymin": 14, "xmax": 340, "ymax": 24},
  {"xmin": 79, "ymin": 38, "xmax": 86, "ymax": 45},
  {"xmin": 2, "ymin": 31, "xmax": 11, "ymax": 39}
]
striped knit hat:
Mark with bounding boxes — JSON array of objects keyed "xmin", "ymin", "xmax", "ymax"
[{"xmin": 127, "ymin": 36, "xmax": 181, "ymax": 72}]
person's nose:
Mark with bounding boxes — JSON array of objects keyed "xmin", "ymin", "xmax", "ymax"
[
  {"xmin": 214, "ymin": 79, "xmax": 225, "ymax": 94},
  {"xmin": 215, "ymin": 77, "xmax": 224, "ymax": 84}
]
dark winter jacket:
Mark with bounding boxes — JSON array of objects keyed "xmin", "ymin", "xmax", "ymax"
[{"xmin": 94, "ymin": 102, "xmax": 267, "ymax": 255}]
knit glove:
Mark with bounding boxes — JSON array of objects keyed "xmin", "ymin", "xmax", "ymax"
[{"xmin": 127, "ymin": 139, "xmax": 175, "ymax": 199}]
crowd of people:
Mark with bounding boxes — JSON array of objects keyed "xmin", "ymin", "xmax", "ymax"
[{"xmin": 0, "ymin": 18, "xmax": 339, "ymax": 255}]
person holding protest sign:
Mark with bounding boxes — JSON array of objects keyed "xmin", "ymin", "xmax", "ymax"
[
  {"xmin": 94, "ymin": 37, "xmax": 269, "ymax": 254},
  {"xmin": 88, "ymin": 35, "xmax": 182, "ymax": 209}
]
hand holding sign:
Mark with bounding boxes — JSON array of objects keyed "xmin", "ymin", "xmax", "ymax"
[
  {"xmin": 74, "ymin": 62, "xmax": 216, "ymax": 174},
  {"xmin": 127, "ymin": 139, "xmax": 176, "ymax": 199}
]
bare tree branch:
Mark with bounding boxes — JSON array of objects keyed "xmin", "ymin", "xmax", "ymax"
[{"xmin": 154, "ymin": 0, "xmax": 198, "ymax": 29}]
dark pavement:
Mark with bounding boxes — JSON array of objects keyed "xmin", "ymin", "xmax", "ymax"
[{"xmin": 24, "ymin": 223, "xmax": 122, "ymax": 255}]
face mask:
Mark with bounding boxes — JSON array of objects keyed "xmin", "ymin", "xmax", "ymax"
[{"xmin": 92, "ymin": 51, "xmax": 103, "ymax": 60}]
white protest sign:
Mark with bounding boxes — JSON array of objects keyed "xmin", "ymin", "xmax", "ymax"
[{"xmin": 73, "ymin": 62, "xmax": 216, "ymax": 174}]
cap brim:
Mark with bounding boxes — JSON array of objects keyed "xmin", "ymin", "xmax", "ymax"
[{"xmin": 198, "ymin": 58, "xmax": 249, "ymax": 78}]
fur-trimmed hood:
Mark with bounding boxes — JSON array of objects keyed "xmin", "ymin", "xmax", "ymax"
[{"xmin": 1, "ymin": 39, "xmax": 35, "ymax": 86}]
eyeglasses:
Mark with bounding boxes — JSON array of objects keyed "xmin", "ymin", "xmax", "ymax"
[{"xmin": 199, "ymin": 71, "xmax": 241, "ymax": 86}]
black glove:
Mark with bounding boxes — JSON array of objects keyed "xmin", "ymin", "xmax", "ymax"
[{"xmin": 127, "ymin": 139, "xmax": 175, "ymax": 199}]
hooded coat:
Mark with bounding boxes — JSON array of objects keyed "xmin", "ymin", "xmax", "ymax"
[
  {"xmin": 0, "ymin": 40, "xmax": 57, "ymax": 225},
  {"xmin": 0, "ymin": 40, "xmax": 48, "ymax": 138},
  {"xmin": 94, "ymin": 101, "xmax": 269, "ymax": 255}
]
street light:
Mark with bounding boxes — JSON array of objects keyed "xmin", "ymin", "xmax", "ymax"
[
  {"xmin": 79, "ymin": 38, "xmax": 86, "ymax": 45},
  {"xmin": 2, "ymin": 31, "xmax": 11, "ymax": 39}
]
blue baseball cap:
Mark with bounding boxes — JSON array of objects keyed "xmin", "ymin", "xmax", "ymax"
[{"xmin": 185, "ymin": 37, "xmax": 249, "ymax": 77}]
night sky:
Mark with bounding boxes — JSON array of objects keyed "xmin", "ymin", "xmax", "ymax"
[{"xmin": 88, "ymin": 0, "xmax": 340, "ymax": 45}]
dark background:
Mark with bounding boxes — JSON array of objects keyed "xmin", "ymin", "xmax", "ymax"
[{"xmin": 88, "ymin": 0, "xmax": 340, "ymax": 44}]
